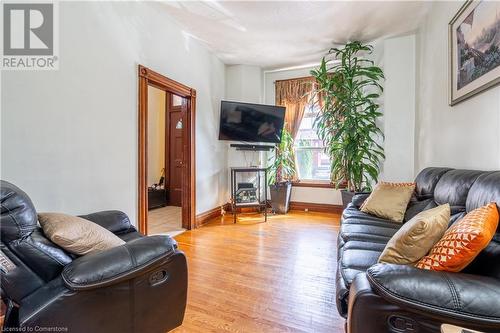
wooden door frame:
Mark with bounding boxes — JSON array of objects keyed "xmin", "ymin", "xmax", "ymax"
[{"xmin": 138, "ymin": 65, "xmax": 196, "ymax": 234}]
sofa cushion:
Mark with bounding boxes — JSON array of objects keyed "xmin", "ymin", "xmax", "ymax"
[
  {"xmin": 361, "ymin": 182, "xmax": 415, "ymax": 222},
  {"xmin": 414, "ymin": 167, "xmax": 453, "ymax": 200},
  {"xmin": 343, "ymin": 204, "xmax": 399, "ymax": 227},
  {"xmin": 379, "ymin": 204, "xmax": 450, "ymax": 265},
  {"xmin": 463, "ymin": 172, "xmax": 500, "ymax": 279},
  {"xmin": 340, "ymin": 241, "xmax": 384, "ymax": 289},
  {"xmin": 351, "ymin": 193, "xmax": 370, "ymax": 209},
  {"xmin": 340, "ymin": 223, "xmax": 398, "ymax": 244},
  {"xmin": 39, "ymin": 213, "xmax": 125, "ymax": 256},
  {"xmin": 404, "ymin": 198, "xmax": 437, "ymax": 221},
  {"xmin": 433, "ymin": 169, "xmax": 484, "ymax": 214},
  {"xmin": 416, "ymin": 203, "xmax": 499, "ymax": 272},
  {"xmin": 466, "ymin": 171, "xmax": 500, "ymax": 214},
  {"xmin": 336, "ymin": 213, "xmax": 398, "ymax": 318},
  {"xmin": 336, "ymin": 239, "xmax": 386, "ymax": 318},
  {"xmin": 341, "ymin": 247, "xmax": 382, "ymax": 283},
  {"xmin": 8, "ymin": 228, "xmax": 74, "ymax": 282},
  {"xmin": 1, "ymin": 181, "xmax": 38, "ymax": 243}
]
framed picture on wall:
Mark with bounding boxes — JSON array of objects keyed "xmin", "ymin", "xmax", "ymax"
[{"xmin": 449, "ymin": 0, "xmax": 500, "ymax": 105}]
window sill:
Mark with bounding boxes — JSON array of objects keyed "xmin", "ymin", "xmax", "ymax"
[
  {"xmin": 292, "ymin": 181, "xmax": 334, "ymax": 189},
  {"xmin": 291, "ymin": 180, "xmax": 347, "ymax": 189}
]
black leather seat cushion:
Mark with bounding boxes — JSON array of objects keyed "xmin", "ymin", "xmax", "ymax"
[
  {"xmin": 336, "ymin": 235, "xmax": 388, "ymax": 317},
  {"xmin": 340, "ymin": 243, "xmax": 385, "ymax": 282},
  {"xmin": 342, "ymin": 205, "xmax": 401, "ymax": 227},
  {"xmin": 336, "ymin": 208, "xmax": 398, "ymax": 317},
  {"xmin": 340, "ymin": 224, "xmax": 398, "ymax": 244}
]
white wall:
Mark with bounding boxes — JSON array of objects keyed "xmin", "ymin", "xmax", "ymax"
[
  {"xmin": 1, "ymin": 1, "xmax": 227, "ymax": 223},
  {"xmin": 226, "ymin": 65, "xmax": 263, "ymax": 104},
  {"xmin": 225, "ymin": 65, "xmax": 266, "ymax": 171},
  {"xmin": 415, "ymin": 1, "xmax": 500, "ymax": 172},
  {"xmin": 147, "ymin": 86, "xmax": 166, "ymax": 186},
  {"xmin": 379, "ymin": 35, "xmax": 416, "ymax": 181}
]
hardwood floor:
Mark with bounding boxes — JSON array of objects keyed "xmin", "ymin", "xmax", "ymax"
[{"xmin": 172, "ymin": 210, "xmax": 345, "ymax": 333}]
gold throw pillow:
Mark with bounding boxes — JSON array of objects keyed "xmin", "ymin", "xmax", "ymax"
[
  {"xmin": 38, "ymin": 212, "xmax": 125, "ymax": 256},
  {"xmin": 378, "ymin": 204, "xmax": 450, "ymax": 265},
  {"xmin": 361, "ymin": 182, "xmax": 416, "ymax": 222}
]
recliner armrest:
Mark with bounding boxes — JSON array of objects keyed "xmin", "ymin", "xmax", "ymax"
[
  {"xmin": 367, "ymin": 263, "xmax": 500, "ymax": 325},
  {"xmin": 62, "ymin": 235, "xmax": 177, "ymax": 290},
  {"xmin": 79, "ymin": 210, "xmax": 135, "ymax": 234}
]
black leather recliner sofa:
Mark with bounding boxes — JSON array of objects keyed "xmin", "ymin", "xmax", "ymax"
[
  {"xmin": 0, "ymin": 181, "xmax": 188, "ymax": 333},
  {"xmin": 337, "ymin": 167, "xmax": 500, "ymax": 333}
]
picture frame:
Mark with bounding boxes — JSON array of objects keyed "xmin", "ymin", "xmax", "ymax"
[{"xmin": 449, "ymin": 0, "xmax": 500, "ymax": 105}]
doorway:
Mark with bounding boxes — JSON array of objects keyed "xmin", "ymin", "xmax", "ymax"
[{"xmin": 138, "ymin": 65, "xmax": 196, "ymax": 235}]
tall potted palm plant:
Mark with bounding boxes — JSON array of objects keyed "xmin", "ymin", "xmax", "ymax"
[
  {"xmin": 268, "ymin": 126, "xmax": 296, "ymax": 214},
  {"xmin": 311, "ymin": 41, "xmax": 385, "ymax": 209}
]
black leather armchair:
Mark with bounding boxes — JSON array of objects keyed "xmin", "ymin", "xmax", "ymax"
[
  {"xmin": 337, "ymin": 168, "xmax": 500, "ymax": 333},
  {"xmin": 0, "ymin": 181, "xmax": 188, "ymax": 333}
]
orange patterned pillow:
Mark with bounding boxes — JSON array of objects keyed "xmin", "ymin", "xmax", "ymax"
[{"xmin": 416, "ymin": 202, "xmax": 499, "ymax": 272}]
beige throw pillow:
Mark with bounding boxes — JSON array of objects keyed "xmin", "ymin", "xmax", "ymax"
[
  {"xmin": 38, "ymin": 212, "xmax": 125, "ymax": 255},
  {"xmin": 378, "ymin": 204, "xmax": 450, "ymax": 265},
  {"xmin": 361, "ymin": 182, "xmax": 416, "ymax": 222}
]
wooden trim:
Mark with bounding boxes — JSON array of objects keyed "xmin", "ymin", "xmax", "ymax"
[
  {"xmin": 289, "ymin": 201, "xmax": 343, "ymax": 214},
  {"xmin": 195, "ymin": 206, "xmax": 222, "ymax": 227},
  {"xmin": 139, "ymin": 66, "xmax": 192, "ymax": 97},
  {"xmin": 292, "ymin": 180, "xmax": 348, "ymax": 189},
  {"xmin": 163, "ymin": 93, "xmax": 170, "ymax": 201},
  {"xmin": 292, "ymin": 181, "xmax": 335, "ymax": 189},
  {"xmin": 183, "ymin": 90, "xmax": 196, "ymax": 231},
  {"xmin": 138, "ymin": 71, "xmax": 148, "ymax": 235},
  {"xmin": 138, "ymin": 65, "xmax": 196, "ymax": 234},
  {"xmin": 195, "ymin": 201, "xmax": 341, "ymax": 227},
  {"xmin": 223, "ymin": 201, "xmax": 268, "ymax": 213},
  {"xmin": 274, "ymin": 75, "xmax": 314, "ymax": 83}
]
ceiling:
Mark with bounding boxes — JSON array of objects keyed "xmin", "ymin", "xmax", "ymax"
[{"xmin": 159, "ymin": 1, "xmax": 432, "ymax": 69}]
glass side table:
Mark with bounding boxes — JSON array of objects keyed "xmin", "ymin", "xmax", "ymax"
[{"xmin": 230, "ymin": 167, "xmax": 268, "ymax": 223}]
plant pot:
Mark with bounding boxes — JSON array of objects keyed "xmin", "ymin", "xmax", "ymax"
[
  {"xmin": 270, "ymin": 181, "xmax": 292, "ymax": 214},
  {"xmin": 341, "ymin": 189, "xmax": 371, "ymax": 210}
]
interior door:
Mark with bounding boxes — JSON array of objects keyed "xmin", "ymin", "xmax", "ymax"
[{"xmin": 168, "ymin": 94, "xmax": 185, "ymax": 207}]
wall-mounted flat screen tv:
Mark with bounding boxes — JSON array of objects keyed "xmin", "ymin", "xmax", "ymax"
[{"xmin": 218, "ymin": 100, "xmax": 286, "ymax": 143}]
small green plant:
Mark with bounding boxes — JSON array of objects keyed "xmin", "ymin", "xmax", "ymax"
[
  {"xmin": 268, "ymin": 126, "xmax": 296, "ymax": 185},
  {"xmin": 311, "ymin": 41, "xmax": 385, "ymax": 192}
]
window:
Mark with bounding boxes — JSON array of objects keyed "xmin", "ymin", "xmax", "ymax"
[{"xmin": 294, "ymin": 103, "xmax": 331, "ymax": 182}]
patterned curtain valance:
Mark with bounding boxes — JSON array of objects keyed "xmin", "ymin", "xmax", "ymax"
[{"xmin": 275, "ymin": 77, "xmax": 316, "ymax": 105}]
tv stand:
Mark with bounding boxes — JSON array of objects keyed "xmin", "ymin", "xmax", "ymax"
[
  {"xmin": 230, "ymin": 167, "xmax": 268, "ymax": 223},
  {"xmin": 230, "ymin": 143, "xmax": 275, "ymax": 151}
]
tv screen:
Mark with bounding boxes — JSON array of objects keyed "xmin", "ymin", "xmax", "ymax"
[{"xmin": 218, "ymin": 101, "xmax": 286, "ymax": 143}]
